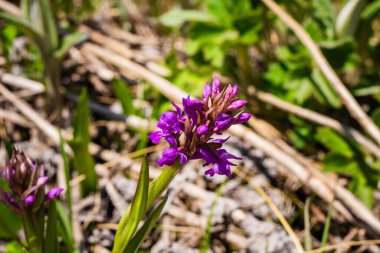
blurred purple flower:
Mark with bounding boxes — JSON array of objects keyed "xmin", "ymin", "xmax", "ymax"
[
  {"xmin": 0, "ymin": 148, "xmax": 63, "ymax": 211},
  {"xmin": 149, "ymin": 76, "xmax": 251, "ymax": 177}
]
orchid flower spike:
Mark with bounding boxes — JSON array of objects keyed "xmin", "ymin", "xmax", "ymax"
[{"xmin": 149, "ymin": 76, "xmax": 251, "ymax": 178}]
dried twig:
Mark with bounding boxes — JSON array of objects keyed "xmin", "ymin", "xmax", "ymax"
[
  {"xmin": 235, "ymin": 169, "xmax": 305, "ymax": 253},
  {"xmin": 308, "ymin": 239, "xmax": 380, "ymax": 253},
  {"xmin": 0, "ymin": 0, "xmax": 20, "ymax": 16},
  {"xmin": 260, "ymin": 0, "xmax": 380, "ymax": 146},
  {"xmin": 251, "ymin": 88, "xmax": 380, "ymax": 159}
]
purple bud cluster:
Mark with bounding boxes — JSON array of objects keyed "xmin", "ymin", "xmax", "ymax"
[
  {"xmin": 149, "ymin": 77, "xmax": 251, "ymax": 177},
  {"xmin": 0, "ymin": 148, "xmax": 63, "ymax": 211}
]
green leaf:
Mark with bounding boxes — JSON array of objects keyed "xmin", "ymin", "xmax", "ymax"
[
  {"xmin": 69, "ymin": 89, "xmax": 97, "ymax": 196},
  {"xmin": 55, "ymin": 32, "xmax": 88, "ymax": 61},
  {"xmin": 372, "ymin": 108, "xmax": 380, "ymax": 128},
  {"xmin": 112, "ymin": 79, "xmax": 135, "ymax": 115},
  {"xmin": 6, "ymin": 241, "xmax": 24, "ymax": 253},
  {"xmin": 335, "ymin": 0, "xmax": 366, "ymax": 37},
  {"xmin": 113, "ymin": 163, "xmax": 180, "ymax": 253},
  {"xmin": 125, "ymin": 196, "xmax": 168, "ymax": 253},
  {"xmin": 206, "ymin": 0, "xmax": 233, "ymax": 27},
  {"xmin": 323, "ymin": 153, "xmax": 358, "ymax": 175},
  {"xmin": 352, "ymin": 84, "xmax": 380, "ymax": 97},
  {"xmin": 0, "ymin": 12, "xmax": 41, "ymax": 43},
  {"xmin": 113, "ymin": 158, "xmax": 149, "ymax": 252},
  {"xmin": 59, "ymin": 131, "xmax": 73, "ymax": 231},
  {"xmin": 0, "ymin": 202, "xmax": 22, "ymax": 239},
  {"xmin": 311, "ymin": 70, "xmax": 341, "ymax": 108},
  {"xmin": 316, "ymin": 128, "xmax": 353, "ymax": 158},
  {"xmin": 362, "ymin": 1, "xmax": 380, "ymax": 20},
  {"xmin": 263, "ymin": 63, "xmax": 287, "ymax": 87},
  {"xmin": 38, "ymin": 0, "xmax": 58, "ymax": 49},
  {"xmin": 159, "ymin": 10, "xmax": 218, "ymax": 28},
  {"xmin": 349, "ymin": 175, "xmax": 375, "ymax": 207},
  {"xmin": 320, "ymin": 198, "xmax": 333, "ymax": 248},
  {"xmin": 57, "ymin": 202, "xmax": 78, "ymax": 253},
  {"xmin": 45, "ymin": 200, "xmax": 58, "ymax": 253}
]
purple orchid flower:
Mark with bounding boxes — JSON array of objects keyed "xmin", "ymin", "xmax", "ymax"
[
  {"xmin": 150, "ymin": 76, "xmax": 251, "ymax": 177},
  {"xmin": 0, "ymin": 148, "xmax": 63, "ymax": 211}
]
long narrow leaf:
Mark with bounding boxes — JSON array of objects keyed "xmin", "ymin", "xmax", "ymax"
[
  {"xmin": 56, "ymin": 202, "xmax": 78, "ymax": 253},
  {"xmin": 113, "ymin": 163, "xmax": 181, "ymax": 253},
  {"xmin": 59, "ymin": 131, "xmax": 73, "ymax": 230},
  {"xmin": 321, "ymin": 198, "xmax": 334, "ymax": 249},
  {"xmin": 69, "ymin": 89, "xmax": 97, "ymax": 196},
  {"xmin": 45, "ymin": 200, "xmax": 58, "ymax": 253},
  {"xmin": 113, "ymin": 158, "xmax": 149, "ymax": 252},
  {"xmin": 125, "ymin": 196, "xmax": 168, "ymax": 253},
  {"xmin": 0, "ymin": 12, "xmax": 41, "ymax": 42},
  {"xmin": 112, "ymin": 79, "xmax": 135, "ymax": 115},
  {"xmin": 55, "ymin": 32, "xmax": 88, "ymax": 61},
  {"xmin": 38, "ymin": 0, "xmax": 58, "ymax": 49},
  {"xmin": 200, "ymin": 181, "xmax": 225, "ymax": 253}
]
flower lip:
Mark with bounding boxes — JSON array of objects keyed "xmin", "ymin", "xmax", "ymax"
[{"xmin": 46, "ymin": 188, "xmax": 64, "ymax": 200}]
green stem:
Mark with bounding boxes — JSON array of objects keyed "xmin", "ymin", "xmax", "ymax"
[
  {"xmin": 22, "ymin": 209, "xmax": 44, "ymax": 253},
  {"xmin": 43, "ymin": 53, "xmax": 62, "ymax": 119},
  {"xmin": 236, "ymin": 45, "xmax": 253, "ymax": 84},
  {"xmin": 112, "ymin": 163, "xmax": 181, "ymax": 252}
]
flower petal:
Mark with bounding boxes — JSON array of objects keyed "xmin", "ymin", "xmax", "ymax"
[
  {"xmin": 46, "ymin": 188, "xmax": 64, "ymax": 200},
  {"xmin": 149, "ymin": 131, "xmax": 163, "ymax": 144},
  {"xmin": 24, "ymin": 195, "xmax": 35, "ymax": 205}
]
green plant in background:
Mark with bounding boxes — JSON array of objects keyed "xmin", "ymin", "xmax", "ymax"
[
  {"xmin": 0, "ymin": 0, "xmax": 87, "ymax": 114},
  {"xmin": 316, "ymin": 127, "xmax": 380, "ymax": 207},
  {"xmin": 160, "ymin": 0, "xmax": 263, "ymax": 84},
  {"xmin": 69, "ymin": 89, "xmax": 98, "ymax": 196},
  {"xmin": 0, "ymin": 148, "xmax": 65, "ymax": 253},
  {"xmin": 52, "ymin": 0, "xmax": 100, "ymax": 22}
]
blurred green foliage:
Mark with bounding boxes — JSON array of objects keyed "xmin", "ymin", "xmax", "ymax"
[{"xmin": 69, "ymin": 89, "xmax": 97, "ymax": 196}]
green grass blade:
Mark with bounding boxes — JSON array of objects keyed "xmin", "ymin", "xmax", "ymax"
[
  {"xmin": 59, "ymin": 131, "xmax": 73, "ymax": 231},
  {"xmin": 125, "ymin": 196, "xmax": 168, "ymax": 253},
  {"xmin": 321, "ymin": 198, "xmax": 334, "ymax": 250},
  {"xmin": 56, "ymin": 202, "xmax": 78, "ymax": 253},
  {"xmin": 113, "ymin": 158, "xmax": 149, "ymax": 252},
  {"xmin": 112, "ymin": 79, "xmax": 135, "ymax": 115},
  {"xmin": 200, "ymin": 180, "xmax": 225, "ymax": 253},
  {"xmin": 69, "ymin": 88, "xmax": 97, "ymax": 196},
  {"xmin": 45, "ymin": 200, "xmax": 58, "ymax": 253},
  {"xmin": 311, "ymin": 69, "xmax": 341, "ymax": 108},
  {"xmin": 304, "ymin": 197, "xmax": 312, "ymax": 251}
]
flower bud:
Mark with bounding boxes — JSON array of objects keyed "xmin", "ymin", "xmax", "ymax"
[
  {"xmin": 197, "ymin": 124, "xmax": 208, "ymax": 135},
  {"xmin": 212, "ymin": 76, "xmax": 220, "ymax": 97},
  {"xmin": 227, "ymin": 100, "xmax": 247, "ymax": 110},
  {"xmin": 203, "ymin": 82, "xmax": 212, "ymax": 99}
]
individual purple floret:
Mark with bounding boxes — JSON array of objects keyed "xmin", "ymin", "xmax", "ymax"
[
  {"xmin": 0, "ymin": 147, "xmax": 63, "ymax": 211},
  {"xmin": 149, "ymin": 76, "xmax": 251, "ymax": 178}
]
